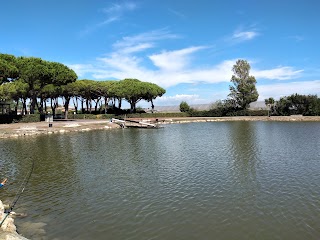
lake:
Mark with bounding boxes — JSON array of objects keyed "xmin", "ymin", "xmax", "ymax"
[{"xmin": 1, "ymin": 121, "xmax": 320, "ymax": 239}]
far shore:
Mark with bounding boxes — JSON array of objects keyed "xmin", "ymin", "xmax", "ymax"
[{"xmin": 0, "ymin": 115, "xmax": 319, "ymax": 139}]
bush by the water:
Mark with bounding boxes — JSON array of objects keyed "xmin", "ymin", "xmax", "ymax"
[
  {"xmin": 18, "ymin": 114, "xmax": 41, "ymax": 123},
  {"xmin": 179, "ymin": 101, "xmax": 190, "ymax": 112},
  {"xmin": 274, "ymin": 94, "xmax": 320, "ymax": 116},
  {"xmin": 125, "ymin": 112, "xmax": 189, "ymax": 119},
  {"xmin": 187, "ymin": 109, "xmax": 268, "ymax": 117}
]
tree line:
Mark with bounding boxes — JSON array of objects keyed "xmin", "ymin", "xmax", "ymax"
[
  {"xmin": 0, "ymin": 53, "xmax": 166, "ymax": 118},
  {"xmin": 265, "ymin": 94, "xmax": 320, "ymax": 116}
]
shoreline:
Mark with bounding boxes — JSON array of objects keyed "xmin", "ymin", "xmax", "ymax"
[
  {"xmin": 0, "ymin": 200, "xmax": 28, "ymax": 239},
  {"xmin": 0, "ymin": 116, "xmax": 319, "ymax": 139}
]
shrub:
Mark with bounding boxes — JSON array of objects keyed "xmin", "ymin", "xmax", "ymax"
[
  {"xmin": 125, "ymin": 112, "xmax": 189, "ymax": 119},
  {"xmin": 18, "ymin": 114, "xmax": 41, "ymax": 123},
  {"xmin": 179, "ymin": 101, "xmax": 190, "ymax": 112}
]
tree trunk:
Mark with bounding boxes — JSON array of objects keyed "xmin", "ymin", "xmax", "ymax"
[
  {"xmin": 86, "ymin": 99, "xmax": 89, "ymax": 112},
  {"xmin": 94, "ymin": 99, "xmax": 99, "ymax": 112},
  {"xmin": 14, "ymin": 100, "xmax": 18, "ymax": 115},
  {"xmin": 81, "ymin": 99, "xmax": 84, "ymax": 113},
  {"xmin": 37, "ymin": 98, "xmax": 44, "ymax": 115},
  {"xmin": 30, "ymin": 95, "xmax": 37, "ymax": 114},
  {"xmin": 130, "ymin": 101, "xmax": 135, "ymax": 113},
  {"xmin": 44, "ymin": 100, "xmax": 47, "ymax": 113},
  {"xmin": 111, "ymin": 98, "xmax": 115, "ymax": 108},
  {"xmin": 118, "ymin": 98, "xmax": 122, "ymax": 109},
  {"xmin": 104, "ymin": 97, "xmax": 109, "ymax": 114},
  {"xmin": 151, "ymin": 99, "xmax": 154, "ymax": 113},
  {"xmin": 64, "ymin": 97, "xmax": 70, "ymax": 119},
  {"xmin": 22, "ymin": 99, "xmax": 27, "ymax": 115},
  {"xmin": 73, "ymin": 97, "xmax": 78, "ymax": 113},
  {"xmin": 51, "ymin": 98, "xmax": 58, "ymax": 117}
]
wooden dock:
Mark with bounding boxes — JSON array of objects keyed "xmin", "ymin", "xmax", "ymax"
[{"xmin": 111, "ymin": 118, "xmax": 160, "ymax": 129}]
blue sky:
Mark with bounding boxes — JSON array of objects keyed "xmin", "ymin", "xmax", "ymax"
[{"xmin": 1, "ymin": 0, "xmax": 320, "ymax": 107}]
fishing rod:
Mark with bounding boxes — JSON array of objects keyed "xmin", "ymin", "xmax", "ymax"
[{"xmin": 0, "ymin": 158, "xmax": 35, "ymax": 227}]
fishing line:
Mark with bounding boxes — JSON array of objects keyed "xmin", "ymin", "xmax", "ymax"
[{"xmin": 0, "ymin": 157, "xmax": 35, "ymax": 228}]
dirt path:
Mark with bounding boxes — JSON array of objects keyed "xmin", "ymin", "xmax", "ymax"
[{"xmin": 0, "ymin": 119, "xmax": 119, "ymax": 139}]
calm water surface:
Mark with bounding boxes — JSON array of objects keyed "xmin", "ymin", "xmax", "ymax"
[{"xmin": 0, "ymin": 121, "xmax": 320, "ymax": 239}]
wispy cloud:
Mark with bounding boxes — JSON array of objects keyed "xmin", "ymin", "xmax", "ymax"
[
  {"xmin": 230, "ymin": 25, "xmax": 260, "ymax": 42},
  {"xmin": 80, "ymin": 2, "xmax": 137, "ymax": 36},
  {"xmin": 113, "ymin": 29, "xmax": 180, "ymax": 50},
  {"xmin": 149, "ymin": 46, "xmax": 207, "ymax": 71},
  {"xmin": 232, "ymin": 31, "xmax": 259, "ymax": 41},
  {"xmin": 98, "ymin": 16, "xmax": 119, "ymax": 26},
  {"xmin": 102, "ymin": 2, "xmax": 137, "ymax": 14},
  {"xmin": 101, "ymin": 2, "xmax": 137, "ymax": 26},
  {"xmin": 168, "ymin": 8, "xmax": 186, "ymax": 18},
  {"xmin": 252, "ymin": 66, "xmax": 303, "ymax": 80}
]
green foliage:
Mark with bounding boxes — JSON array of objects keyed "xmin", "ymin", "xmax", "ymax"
[
  {"xmin": 265, "ymin": 97, "xmax": 275, "ymax": 116},
  {"xmin": 125, "ymin": 112, "xmax": 189, "ymax": 118},
  {"xmin": 142, "ymin": 82, "xmax": 166, "ymax": 110},
  {"xmin": 18, "ymin": 114, "xmax": 41, "ymax": 123},
  {"xmin": 229, "ymin": 59, "xmax": 259, "ymax": 109},
  {"xmin": 274, "ymin": 94, "xmax": 320, "ymax": 116},
  {"xmin": 265, "ymin": 97, "xmax": 275, "ymax": 105},
  {"xmin": 119, "ymin": 79, "xmax": 145, "ymax": 112},
  {"xmin": 0, "ymin": 53, "xmax": 19, "ymax": 84},
  {"xmin": 1, "ymin": 53, "xmax": 167, "ymax": 121},
  {"xmin": 17, "ymin": 57, "xmax": 52, "ymax": 89},
  {"xmin": 49, "ymin": 62, "xmax": 77, "ymax": 86},
  {"xmin": 307, "ymin": 96, "xmax": 320, "ymax": 116},
  {"xmin": 225, "ymin": 109, "xmax": 268, "ymax": 116},
  {"xmin": 188, "ymin": 108, "xmax": 268, "ymax": 117},
  {"xmin": 111, "ymin": 79, "xmax": 166, "ymax": 113},
  {"xmin": 179, "ymin": 101, "xmax": 190, "ymax": 112}
]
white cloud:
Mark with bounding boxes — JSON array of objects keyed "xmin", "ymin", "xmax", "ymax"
[
  {"xmin": 96, "ymin": 53, "xmax": 144, "ymax": 77},
  {"xmin": 149, "ymin": 46, "xmax": 207, "ymax": 71},
  {"xmin": 154, "ymin": 94, "xmax": 205, "ymax": 106},
  {"xmin": 113, "ymin": 29, "xmax": 180, "ymax": 49},
  {"xmin": 80, "ymin": 2, "xmax": 137, "ymax": 35},
  {"xmin": 70, "ymin": 27, "xmax": 317, "ymax": 106},
  {"xmin": 103, "ymin": 2, "xmax": 137, "ymax": 14},
  {"xmin": 118, "ymin": 43, "xmax": 154, "ymax": 54},
  {"xmin": 252, "ymin": 66, "xmax": 303, "ymax": 80},
  {"xmin": 233, "ymin": 31, "xmax": 259, "ymax": 41},
  {"xmin": 257, "ymin": 80, "xmax": 320, "ymax": 100},
  {"xmin": 68, "ymin": 64, "xmax": 97, "ymax": 78},
  {"xmin": 99, "ymin": 2, "xmax": 137, "ymax": 26},
  {"xmin": 71, "ymin": 30, "xmax": 304, "ymax": 92},
  {"xmin": 98, "ymin": 16, "xmax": 119, "ymax": 26},
  {"xmin": 70, "ymin": 53, "xmax": 303, "ymax": 88},
  {"xmin": 77, "ymin": 56, "xmax": 236, "ymax": 87}
]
